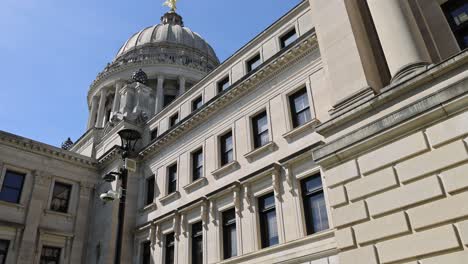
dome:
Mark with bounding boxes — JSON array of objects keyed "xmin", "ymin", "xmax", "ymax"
[{"xmin": 115, "ymin": 12, "xmax": 218, "ymax": 64}]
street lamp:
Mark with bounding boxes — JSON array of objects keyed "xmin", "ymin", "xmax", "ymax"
[{"xmin": 100, "ymin": 128, "xmax": 141, "ymax": 264}]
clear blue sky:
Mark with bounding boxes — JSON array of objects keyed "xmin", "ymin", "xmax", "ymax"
[{"xmin": 0, "ymin": 0, "xmax": 301, "ymax": 147}]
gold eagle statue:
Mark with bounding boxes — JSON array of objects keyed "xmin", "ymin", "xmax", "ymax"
[{"xmin": 163, "ymin": 0, "xmax": 178, "ymax": 12}]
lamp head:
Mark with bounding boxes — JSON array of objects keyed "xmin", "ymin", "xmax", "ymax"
[
  {"xmin": 102, "ymin": 172, "xmax": 117, "ymax": 182},
  {"xmin": 117, "ymin": 129, "xmax": 141, "ymax": 158}
]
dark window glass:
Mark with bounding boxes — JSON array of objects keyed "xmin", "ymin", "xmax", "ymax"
[
  {"xmin": 151, "ymin": 128, "xmax": 158, "ymax": 141},
  {"xmin": 220, "ymin": 131, "xmax": 234, "ymax": 166},
  {"xmin": 222, "ymin": 209, "xmax": 237, "ymax": 259},
  {"xmin": 191, "ymin": 222, "xmax": 203, "ymax": 264},
  {"xmin": 258, "ymin": 193, "xmax": 278, "ymax": 248},
  {"xmin": 301, "ymin": 174, "xmax": 329, "ymax": 235},
  {"xmin": 247, "ymin": 54, "xmax": 262, "ymax": 72},
  {"xmin": 252, "ymin": 111, "xmax": 269, "ymax": 148},
  {"xmin": 289, "ymin": 88, "xmax": 311, "ymax": 128},
  {"xmin": 142, "ymin": 241, "xmax": 151, "ymax": 264},
  {"xmin": 169, "ymin": 113, "xmax": 179, "ymax": 128},
  {"xmin": 0, "ymin": 170, "xmax": 25, "ymax": 204},
  {"xmin": 217, "ymin": 76, "xmax": 230, "ymax": 93},
  {"xmin": 280, "ymin": 28, "xmax": 298, "ymax": 49},
  {"xmin": 146, "ymin": 176, "xmax": 155, "ymax": 206},
  {"xmin": 165, "ymin": 233, "xmax": 175, "ymax": 264},
  {"xmin": 50, "ymin": 182, "xmax": 72, "ymax": 213},
  {"xmin": 191, "ymin": 149, "xmax": 203, "ymax": 181},
  {"xmin": 192, "ymin": 96, "xmax": 203, "ymax": 111},
  {"xmin": 40, "ymin": 246, "xmax": 61, "ymax": 264},
  {"xmin": 164, "ymin": 95, "xmax": 177, "ymax": 107},
  {"xmin": 442, "ymin": 0, "xmax": 468, "ymax": 49},
  {"xmin": 167, "ymin": 164, "xmax": 177, "ymax": 194},
  {"xmin": 0, "ymin": 240, "xmax": 9, "ymax": 264}
]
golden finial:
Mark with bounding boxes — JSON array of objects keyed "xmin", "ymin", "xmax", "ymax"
[{"xmin": 163, "ymin": 0, "xmax": 178, "ymax": 12}]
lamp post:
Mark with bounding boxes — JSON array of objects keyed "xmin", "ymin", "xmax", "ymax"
[{"xmin": 101, "ymin": 129, "xmax": 141, "ymax": 264}]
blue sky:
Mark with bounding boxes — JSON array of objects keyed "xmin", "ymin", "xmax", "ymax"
[{"xmin": 0, "ymin": 0, "xmax": 301, "ymax": 147}]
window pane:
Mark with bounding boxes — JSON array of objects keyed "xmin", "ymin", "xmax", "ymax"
[
  {"xmin": 192, "ymin": 222, "xmax": 203, "ymax": 264},
  {"xmin": 0, "ymin": 188, "xmax": 21, "ymax": 204},
  {"xmin": 3, "ymin": 171, "xmax": 25, "ymax": 188},
  {"xmin": 142, "ymin": 241, "xmax": 151, "ymax": 264},
  {"xmin": 289, "ymin": 88, "xmax": 311, "ymax": 128},
  {"xmin": 259, "ymin": 194, "xmax": 275, "ymax": 211},
  {"xmin": 222, "ymin": 209, "xmax": 237, "ymax": 259},
  {"xmin": 450, "ymin": 3, "xmax": 468, "ymax": 26},
  {"xmin": 165, "ymin": 233, "xmax": 175, "ymax": 264},
  {"xmin": 51, "ymin": 182, "xmax": 72, "ymax": 213},
  {"xmin": 247, "ymin": 54, "xmax": 261, "ymax": 72},
  {"xmin": 266, "ymin": 211, "xmax": 279, "ymax": 246},
  {"xmin": 167, "ymin": 165, "xmax": 177, "ymax": 194},
  {"xmin": 296, "ymin": 110, "xmax": 311, "ymax": 127},
  {"xmin": 259, "ymin": 193, "xmax": 278, "ymax": 248},
  {"xmin": 0, "ymin": 240, "xmax": 9, "ymax": 264},
  {"xmin": 40, "ymin": 246, "xmax": 61, "ymax": 264},
  {"xmin": 302, "ymin": 175, "xmax": 329, "ymax": 235},
  {"xmin": 218, "ymin": 76, "xmax": 230, "ymax": 93},
  {"xmin": 310, "ymin": 193, "xmax": 329, "ymax": 232},
  {"xmin": 280, "ymin": 29, "xmax": 297, "ymax": 48},
  {"xmin": 220, "ymin": 132, "xmax": 233, "ymax": 165},
  {"xmin": 302, "ymin": 175, "xmax": 322, "ymax": 194},
  {"xmin": 192, "ymin": 97, "xmax": 203, "ymax": 111},
  {"xmin": 293, "ymin": 93, "xmax": 309, "ymax": 112},
  {"xmin": 146, "ymin": 177, "xmax": 155, "ymax": 205}
]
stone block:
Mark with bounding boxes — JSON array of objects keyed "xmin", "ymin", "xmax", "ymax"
[
  {"xmin": 396, "ymin": 140, "xmax": 468, "ymax": 183},
  {"xmin": 440, "ymin": 163, "xmax": 468, "ymax": 193},
  {"xmin": 325, "ymin": 159, "xmax": 360, "ymax": 188},
  {"xmin": 328, "ymin": 185, "xmax": 348, "ymax": 207},
  {"xmin": 354, "ymin": 212, "xmax": 410, "ymax": 245},
  {"xmin": 332, "ymin": 201, "xmax": 368, "ymax": 228},
  {"xmin": 335, "ymin": 227, "xmax": 355, "ymax": 249},
  {"xmin": 426, "ymin": 111, "xmax": 468, "ymax": 147},
  {"xmin": 408, "ymin": 191, "xmax": 468, "ymax": 230},
  {"xmin": 420, "ymin": 251, "xmax": 468, "ymax": 264},
  {"xmin": 458, "ymin": 220, "xmax": 468, "ymax": 246},
  {"xmin": 339, "ymin": 246, "xmax": 378, "ymax": 264},
  {"xmin": 376, "ymin": 225, "xmax": 460, "ymax": 264},
  {"xmin": 367, "ymin": 176, "xmax": 444, "ymax": 217},
  {"xmin": 346, "ymin": 167, "xmax": 398, "ymax": 201},
  {"xmin": 358, "ymin": 132, "xmax": 428, "ymax": 174}
]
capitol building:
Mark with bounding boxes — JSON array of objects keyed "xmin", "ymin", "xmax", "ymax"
[{"xmin": 1, "ymin": 0, "xmax": 468, "ymax": 263}]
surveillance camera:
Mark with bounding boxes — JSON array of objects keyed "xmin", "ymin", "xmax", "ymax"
[{"xmin": 99, "ymin": 190, "xmax": 120, "ymax": 202}]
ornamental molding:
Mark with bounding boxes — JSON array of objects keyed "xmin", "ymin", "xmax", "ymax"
[
  {"xmin": 137, "ymin": 32, "xmax": 318, "ymax": 160},
  {"xmin": 0, "ymin": 131, "xmax": 97, "ymax": 168}
]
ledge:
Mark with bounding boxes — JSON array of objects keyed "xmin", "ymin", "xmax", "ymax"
[
  {"xmin": 282, "ymin": 119, "xmax": 320, "ymax": 141},
  {"xmin": 159, "ymin": 191, "xmax": 180, "ymax": 205},
  {"xmin": 139, "ymin": 203, "xmax": 157, "ymax": 214},
  {"xmin": 244, "ymin": 141, "xmax": 277, "ymax": 162},
  {"xmin": 211, "ymin": 161, "xmax": 240, "ymax": 179},
  {"xmin": 44, "ymin": 209, "xmax": 74, "ymax": 220},
  {"xmin": 0, "ymin": 200, "xmax": 25, "ymax": 211},
  {"xmin": 183, "ymin": 177, "xmax": 208, "ymax": 193}
]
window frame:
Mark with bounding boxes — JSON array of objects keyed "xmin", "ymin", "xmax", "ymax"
[
  {"xmin": 279, "ymin": 27, "xmax": 298, "ymax": 49},
  {"xmin": 164, "ymin": 232, "xmax": 175, "ymax": 264},
  {"xmin": 257, "ymin": 192, "xmax": 279, "ymax": 249},
  {"xmin": 219, "ymin": 130, "xmax": 234, "ymax": 167},
  {"xmin": 191, "ymin": 222, "xmax": 203, "ymax": 264},
  {"xmin": 251, "ymin": 111, "xmax": 270, "ymax": 149},
  {"xmin": 191, "ymin": 96, "xmax": 203, "ymax": 112},
  {"xmin": 441, "ymin": 0, "xmax": 468, "ymax": 49},
  {"xmin": 217, "ymin": 76, "xmax": 230, "ymax": 93},
  {"xmin": 300, "ymin": 173, "xmax": 330, "ymax": 235},
  {"xmin": 191, "ymin": 148, "xmax": 204, "ymax": 182},
  {"xmin": 166, "ymin": 163, "xmax": 178, "ymax": 195},
  {"xmin": 246, "ymin": 53, "xmax": 262, "ymax": 73},
  {"xmin": 40, "ymin": 245, "xmax": 61, "ymax": 264},
  {"xmin": 222, "ymin": 208, "xmax": 237, "ymax": 260},
  {"xmin": 141, "ymin": 240, "xmax": 151, "ymax": 264},
  {"xmin": 150, "ymin": 128, "xmax": 158, "ymax": 141},
  {"xmin": 49, "ymin": 181, "xmax": 72, "ymax": 214},
  {"xmin": 145, "ymin": 175, "xmax": 155, "ymax": 206},
  {"xmin": 0, "ymin": 239, "xmax": 9, "ymax": 264},
  {"xmin": 0, "ymin": 169, "xmax": 26, "ymax": 204},
  {"xmin": 288, "ymin": 87, "xmax": 312, "ymax": 128},
  {"xmin": 169, "ymin": 113, "xmax": 179, "ymax": 128}
]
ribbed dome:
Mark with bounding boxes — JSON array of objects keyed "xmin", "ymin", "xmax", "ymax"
[{"xmin": 115, "ymin": 12, "xmax": 218, "ymax": 63}]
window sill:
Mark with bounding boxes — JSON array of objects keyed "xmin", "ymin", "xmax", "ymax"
[
  {"xmin": 244, "ymin": 141, "xmax": 277, "ymax": 162},
  {"xmin": 0, "ymin": 200, "xmax": 25, "ymax": 211},
  {"xmin": 212, "ymin": 161, "xmax": 239, "ymax": 179},
  {"xmin": 44, "ymin": 209, "xmax": 73, "ymax": 220},
  {"xmin": 139, "ymin": 203, "xmax": 157, "ymax": 214},
  {"xmin": 183, "ymin": 177, "xmax": 207, "ymax": 193},
  {"xmin": 282, "ymin": 119, "xmax": 320, "ymax": 141},
  {"xmin": 159, "ymin": 191, "xmax": 180, "ymax": 204}
]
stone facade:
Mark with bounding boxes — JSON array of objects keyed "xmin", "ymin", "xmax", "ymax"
[{"xmin": 1, "ymin": 0, "xmax": 468, "ymax": 263}]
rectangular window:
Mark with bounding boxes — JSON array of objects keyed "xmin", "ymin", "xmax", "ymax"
[
  {"xmin": 40, "ymin": 246, "xmax": 61, "ymax": 264},
  {"xmin": 252, "ymin": 111, "xmax": 269, "ymax": 148},
  {"xmin": 191, "ymin": 222, "xmax": 203, "ymax": 264},
  {"xmin": 258, "ymin": 193, "xmax": 278, "ymax": 248},
  {"xmin": 301, "ymin": 174, "xmax": 329, "ymax": 235},
  {"xmin": 246, "ymin": 54, "xmax": 261, "ymax": 72},
  {"xmin": 247, "ymin": 54, "xmax": 262, "ymax": 72},
  {"xmin": 442, "ymin": 0, "xmax": 468, "ymax": 49},
  {"xmin": 165, "ymin": 233, "xmax": 175, "ymax": 264},
  {"xmin": 145, "ymin": 176, "xmax": 155, "ymax": 206},
  {"xmin": 0, "ymin": 240, "xmax": 9, "ymax": 264},
  {"xmin": 289, "ymin": 88, "xmax": 311, "ymax": 128},
  {"xmin": 217, "ymin": 76, "xmax": 230, "ymax": 93},
  {"xmin": 151, "ymin": 128, "xmax": 158, "ymax": 141},
  {"xmin": 167, "ymin": 164, "xmax": 177, "ymax": 194},
  {"xmin": 0, "ymin": 170, "xmax": 25, "ymax": 204},
  {"xmin": 142, "ymin": 241, "xmax": 151, "ymax": 264},
  {"xmin": 192, "ymin": 96, "xmax": 203, "ymax": 111},
  {"xmin": 164, "ymin": 95, "xmax": 177, "ymax": 107},
  {"xmin": 191, "ymin": 149, "xmax": 203, "ymax": 181},
  {"xmin": 50, "ymin": 182, "xmax": 72, "ymax": 213},
  {"xmin": 280, "ymin": 28, "xmax": 298, "ymax": 49},
  {"xmin": 169, "ymin": 113, "xmax": 179, "ymax": 128},
  {"xmin": 222, "ymin": 209, "xmax": 237, "ymax": 260},
  {"xmin": 219, "ymin": 131, "xmax": 234, "ymax": 166}
]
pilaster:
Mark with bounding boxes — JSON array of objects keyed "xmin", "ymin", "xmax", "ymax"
[
  {"xmin": 96, "ymin": 88, "xmax": 107, "ymax": 128},
  {"xmin": 155, "ymin": 76, "xmax": 165, "ymax": 114}
]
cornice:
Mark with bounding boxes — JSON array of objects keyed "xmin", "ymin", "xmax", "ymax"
[
  {"xmin": 138, "ymin": 31, "xmax": 318, "ymax": 160},
  {"xmin": 0, "ymin": 131, "xmax": 97, "ymax": 168}
]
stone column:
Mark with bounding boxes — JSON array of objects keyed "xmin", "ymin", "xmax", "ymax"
[
  {"xmin": 69, "ymin": 183, "xmax": 93, "ymax": 263},
  {"xmin": 154, "ymin": 76, "xmax": 165, "ymax": 114},
  {"xmin": 87, "ymin": 96, "xmax": 99, "ymax": 129},
  {"xmin": 95, "ymin": 88, "xmax": 107, "ymax": 128},
  {"xmin": 367, "ymin": 0, "xmax": 430, "ymax": 80},
  {"xmin": 178, "ymin": 76, "xmax": 186, "ymax": 95},
  {"xmin": 111, "ymin": 81, "xmax": 124, "ymax": 118}
]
